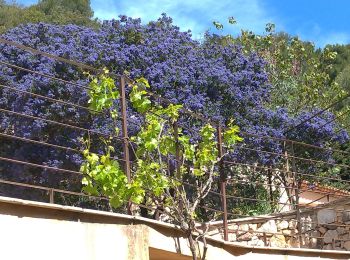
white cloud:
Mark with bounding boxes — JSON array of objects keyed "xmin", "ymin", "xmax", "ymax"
[
  {"xmin": 92, "ymin": 0, "xmax": 278, "ymax": 37},
  {"xmin": 91, "ymin": 0, "xmax": 350, "ymax": 47}
]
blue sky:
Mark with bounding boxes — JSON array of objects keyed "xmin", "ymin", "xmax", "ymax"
[{"xmin": 13, "ymin": 0, "xmax": 350, "ymax": 47}]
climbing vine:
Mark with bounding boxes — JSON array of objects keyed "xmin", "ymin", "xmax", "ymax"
[{"xmin": 80, "ymin": 71, "xmax": 242, "ymax": 260}]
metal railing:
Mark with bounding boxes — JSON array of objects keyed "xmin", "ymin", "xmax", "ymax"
[{"xmin": 0, "ymin": 38, "xmax": 349, "ymax": 250}]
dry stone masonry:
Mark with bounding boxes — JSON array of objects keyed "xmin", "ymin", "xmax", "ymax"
[{"xmin": 209, "ymin": 198, "xmax": 350, "ymax": 251}]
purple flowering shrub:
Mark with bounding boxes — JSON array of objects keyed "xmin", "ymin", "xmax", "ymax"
[{"xmin": 0, "ymin": 15, "xmax": 347, "ymax": 206}]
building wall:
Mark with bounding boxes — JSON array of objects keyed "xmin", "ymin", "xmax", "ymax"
[{"xmin": 278, "ymin": 188, "xmax": 343, "ymax": 212}]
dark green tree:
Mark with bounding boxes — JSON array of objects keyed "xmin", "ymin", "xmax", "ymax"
[
  {"xmin": 36, "ymin": 0, "xmax": 95, "ymax": 26},
  {"xmin": 326, "ymin": 44, "xmax": 350, "ymax": 82},
  {"xmin": 0, "ymin": 0, "xmax": 97, "ymax": 33}
]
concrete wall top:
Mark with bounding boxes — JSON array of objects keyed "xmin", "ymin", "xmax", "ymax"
[{"xmin": 1, "ymin": 196, "xmax": 350, "ymax": 260}]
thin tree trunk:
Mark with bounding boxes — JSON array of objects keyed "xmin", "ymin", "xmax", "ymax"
[{"xmin": 188, "ymin": 233, "xmax": 198, "ymax": 260}]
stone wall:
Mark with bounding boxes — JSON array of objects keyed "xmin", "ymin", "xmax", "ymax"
[{"xmin": 210, "ymin": 201, "xmax": 350, "ymax": 251}]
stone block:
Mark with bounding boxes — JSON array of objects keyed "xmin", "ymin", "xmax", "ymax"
[
  {"xmin": 282, "ymin": 229, "xmax": 292, "ymax": 236},
  {"xmin": 237, "ymin": 224, "xmax": 249, "ymax": 235},
  {"xmin": 228, "ymin": 233, "xmax": 237, "ymax": 242},
  {"xmin": 258, "ymin": 220, "xmax": 277, "ymax": 234},
  {"xmin": 336, "ymin": 206, "xmax": 345, "ymax": 211},
  {"xmin": 249, "ymin": 224, "xmax": 258, "ymax": 231},
  {"xmin": 325, "ymin": 224, "xmax": 338, "ymax": 230},
  {"xmin": 248, "ymin": 236, "xmax": 265, "ymax": 247},
  {"xmin": 237, "ymin": 232, "xmax": 254, "ymax": 241},
  {"xmin": 323, "ymin": 244, "xmax": 333, "ymax": 250},
  {"xmin": 277, "ymin": 220, "xmax": 289, "ymax": 230},
  {"xmin": 309, "ymin": 237, "xmax": 319, "ymax": 248},
  {"xmin": 336, "ymin": 227, "xmax": 347, "ymax": 235},
  {"xmin": 344, "ymin": 241, "xmax": 350, "ymax": 250},
  {"xmin": 318, "ymin": 226, "xmax": 327, "ymax": 234},
  {"xmin": 342, "ymin": 211, "xmax": 350, "ymax": 222},
  {"xmin": 287, "ymin": 237, "xmax": 300, "ymax": 248},
  {"xmin": 317, "ymin": 209, "xmax": 336, "ymax": 224},
  {"xmin": 310, "ymin": 230, "xmax": 320, "ymax": 238},
  {"xmin": 270, "ymin": 234, "xmax": 286, "ymax": 248},
  {"xmin": 339, "ymin": 233, "xmax": 349, "ymax": 240},
  {"xmin": 228, "ymin": 224, "xmax": 238, "ymax": 231},
  {"xmin": 240, "ymin": 224, "xmax": 249, "ymax": 231},
  {"xmin": 323, "ymin": 229, "xmax": 338, "ymax": 244},
  {"xmin": 289, "ymin": 220, "xmax": 297, "ymax": 230}
]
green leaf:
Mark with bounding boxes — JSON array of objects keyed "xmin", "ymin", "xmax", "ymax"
[
  {"xmin": 82, "ymin": 185, "xmax": 99, "ymax": 196},
  {"xmin": 110, "ymin": 195, "xmax": 124, "ymax": 208},
  {"xmin": 228, "ymin": 17, "xmax": 236, "ymax": 24}
]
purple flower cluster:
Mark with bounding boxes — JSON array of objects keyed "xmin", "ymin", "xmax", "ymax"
[{"xmin": 0, "ymin": 14, "xmax": 347, "ymax": 187}]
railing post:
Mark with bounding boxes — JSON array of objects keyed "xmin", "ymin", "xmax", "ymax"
[
  {"xmin": 217, "ymin": 125, "xmax": 228, "ymax": 241},
  {"xmin": 173, "ymin": 122, "xmax": 181, "ymax": 179},
  {"xmin": 173, "ymin": 121, "xmax": 183, "ymax": 210},
  {"xmin": 290, "ymin": 141, "xmax": 302, "ymax": 247},
  {"xmin": 119, "ymin": 75, "xmax": 132, "ymax": 215},
  {"xmin": 49, "ymin": 188, "xmax": 54, "ymax": 204},
  {"xmin": 283, "ymin": 140, "xmax": 293, "ymax": 212}
]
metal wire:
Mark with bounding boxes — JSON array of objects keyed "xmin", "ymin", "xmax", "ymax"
[
  {"xmin": 1, "ymin": 37, "xmax": 349, "ymax": 157},
  {"xmin": 2, "ymin": 36, "xmax": 350, "ymax": 242},
  {"xmin": 237, "ymin": 130, "xmax": 350, "ymax": 156},
  {"xmin": 0, "ymin": 156, "xmax": 81, "ymax": 175},
  {"xmin": 227, "ymin": 178, "xmax": 350, "ymax": 197},
  {"xmin": 0, "ymin": 60, "xmax": 92, "ymax": 91},
  {"xmin": 335, "ymin": 122, "xmax": 350, "ymax": 135},
  {"xmin": 0, "ymin": 176, "xmax": 329, "ymax": 226},
  {"xmin": 0, "ymin": 108, "xmax": 123, "ymax": 142},
  {"xmin": 0, "ymin": 129, "xmax": 346, "ymax": 210},
  {"xmin": 284, "ymin": 94, "xmax": 350, "ymax": 134},
  {"xmin": 317, "ymin": 108, "xmax": 350, "ymax": 130},
  {"xmin": 175, "ymin": 121, "xmax": 349, "ymax": 167},
  {"xmin": 0, "ymin": 132, "xmax": 128, "ymax": 163},
  {"xmin": 166, "ymin": 174, "xmax": 343, "ymax": 208},
  {"xmin": 0, "ymin": 178, "xmax": 168, "ymax": 216},
  {"xmin": 223, "ymin": 160, "xmax": 350, "ymax": 184},
  {"xmin": 0, "ymin": 83, "xmax": 98, "ymax": 113},
  {"xmin": 0, "ymin": 38, "xmax": 100, "ymax": 73},
  {"xmin": 230, "ymin": 143, "xmax": 350, "ymax": 169},
  {"xmin": 0, "ymin": 132, "xmax": 78, "ymax": 152}
]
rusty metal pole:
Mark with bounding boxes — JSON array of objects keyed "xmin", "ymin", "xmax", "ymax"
[
  {"xmin": 173, "ymin": 122, "xmax": 181, "ymax": 179},
  {"xmin": 283, "ymin": 140, "xmax": 293, "ymax": 211},
  {"xmin": 119, "ymin": 75, "xmax": 132, "ymax": 215},
  {"xmin": 217, "ymin": 125, "xmax": 228, "ymax": 241},
  {"xmin": 173, "ymin": 121, "xmax": 183, "ymax": 210},
  {"xmin": 290, "ymin": 141, "xmax": 302, "ymax": 247},
  {"xmin": 49, "ymin": 188, "xmax": 54, "ymax": 204}
]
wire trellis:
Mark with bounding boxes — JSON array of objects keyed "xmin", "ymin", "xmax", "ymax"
[{"xmin": 0, "ymin": 37, "xmax": 349, "ymax": 250}]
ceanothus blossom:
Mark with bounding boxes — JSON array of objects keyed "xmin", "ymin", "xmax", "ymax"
[{"xmin": 0, "ymin": 14, "xmax": 347, "ymax": 194}]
